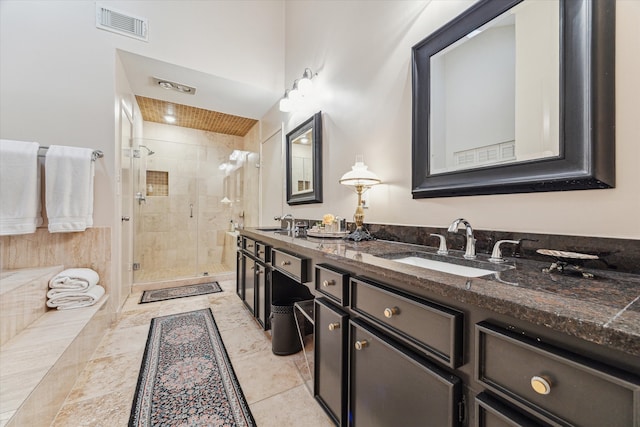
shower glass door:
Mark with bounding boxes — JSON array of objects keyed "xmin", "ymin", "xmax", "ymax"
[
  {"xmin": 132, "ymin": 137, "xmax": 243, "ymax": 284},
  {"xmin": 133, "ymin": 139, "xmax": 198, "ymax": 283}
]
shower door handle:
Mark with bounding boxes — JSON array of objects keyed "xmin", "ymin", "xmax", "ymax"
[{"xmin": 190, "ymin": 204, "xmax": 193, "ymax": 218}]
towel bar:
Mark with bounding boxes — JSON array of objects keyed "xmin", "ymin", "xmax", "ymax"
[{"xmin": 37, "ymin": 146, "xmax": 104, "ymax": 161}]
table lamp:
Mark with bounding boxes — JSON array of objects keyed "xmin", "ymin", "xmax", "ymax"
[{"xmin": 339, "ymin": 155, "xmax": 381, "ymax": 241}]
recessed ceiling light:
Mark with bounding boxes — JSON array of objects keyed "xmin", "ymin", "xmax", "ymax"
[
  {"xmin": 152, "ymin": 77, "xmax": 197, "ymax": 95},
  {"xmin": 164, "ymin": 115, "xmax": 176, "ymax": 123}
]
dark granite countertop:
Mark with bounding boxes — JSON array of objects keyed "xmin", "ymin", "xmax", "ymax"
[{"xmin": 242, "ymin": 228, "xmax": 640, "ymax": 358}]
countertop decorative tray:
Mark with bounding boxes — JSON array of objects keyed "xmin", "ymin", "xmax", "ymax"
[
  {"xmin": 306, "ymin": 230, "xmax": 349, "ymax": 238},
  {"xmin": 536, "ymin": 249, "xmax": 599, "ymax": 260}
]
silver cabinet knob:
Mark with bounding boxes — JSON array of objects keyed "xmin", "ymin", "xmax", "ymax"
[
  {"xmin": 121, "ymin": 216, "xmax": 130, "ymax": 221},
  {"xmin": 322, "ymin": 279, "xmax": 335, "ymax": 287},
  {"xmin": 383, "ymin": 307, "xmax": 399, "ymax": 318},
  {"xmin": 328, "ymin": 322, "xmax": 340, "ymax": 331},
  {"xmin": 354, "ymin": 340, "xmax": 369, "ymax": 351},
  {"xmin": 531, "ymin": 376, "xmax": 552, "ymax": 395},
  {"xmin": 281, "ymin": 260, "xmax": 291, "ymax": 266}
]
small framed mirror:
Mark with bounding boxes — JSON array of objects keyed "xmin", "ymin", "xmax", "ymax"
[{"xmin": 286, "ymin": 111, "xmax": 323, "ymax": 205}]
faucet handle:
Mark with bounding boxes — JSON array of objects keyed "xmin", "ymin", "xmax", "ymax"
[
  {"xmin": 489, "ymin": 240, "xmax": 521, "ymax": 263},
  {"xmin": 430, "ymin": 233, "xmax": 449, "ymax": 255}
]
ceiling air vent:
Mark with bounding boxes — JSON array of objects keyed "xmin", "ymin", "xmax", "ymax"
[{"xmin": 96, "ymin": 4, "xmax": 148, "ymax": 42}]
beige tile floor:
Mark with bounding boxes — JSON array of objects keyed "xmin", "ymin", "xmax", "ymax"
[{"xmin": 51, "ymin": 278, "xmax": 333, "ymax": 427}]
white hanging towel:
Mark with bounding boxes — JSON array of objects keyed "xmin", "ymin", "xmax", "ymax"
[
  {"xmin": 46, "ymin": 285, "xmax": 105, "ymax": 310},
  {"xmin": 0, "ymin": 139, "xmax": 43, "ymax": 236},
  {"xmin": 48, "ymin": 267, "xmax": 100, "ymax": 291},
  {"xmin": 45, "ymin": 145, "xmax": 95, "ymax": 233}
]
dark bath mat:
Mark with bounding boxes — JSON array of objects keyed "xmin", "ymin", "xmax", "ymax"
[
  {"xmin": 129, "ymin": 308, "xmax": 255, "ymax": 426},
  {"xmin": 139, "ymin": 281, "xmax": 222, "ymax": 304}
]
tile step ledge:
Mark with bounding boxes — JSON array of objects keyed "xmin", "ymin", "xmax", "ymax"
[
  {"xmin": 0, "ymin": 266, "xmax": 65, "ymax": 346},
  {"xmin": 0, "ymin": 296, "xmax": 110, "ymax": 427}
]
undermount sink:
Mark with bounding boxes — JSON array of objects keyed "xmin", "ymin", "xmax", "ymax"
[
  {"xmin": 255, "ymin": 227, "xmax": 286, "ymax": 232},
  {"xmin": 379, "ymin": 252, "xmax": 513, "ymax": 278}
]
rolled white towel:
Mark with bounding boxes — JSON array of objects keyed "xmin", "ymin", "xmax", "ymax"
[
  {"xmin": 49, "ymin": 268, "xmax": 99, "ymax": 291},
  {"xmin": 46, "ymin": 285, "xmax": 105, "ymax": 310}
]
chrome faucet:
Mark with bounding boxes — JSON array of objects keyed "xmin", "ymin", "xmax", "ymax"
[
  {"xmin": 447, "ymin": 218, "xmax": 476, "ymax": 259},
  {"xmin": 281, "ymin": 213, "xmax": 295, "ymax": 232}
]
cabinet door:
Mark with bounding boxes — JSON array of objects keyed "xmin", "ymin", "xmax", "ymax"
[
  {"xmin": 256, "ymin": 263, "xmax": 269, "ymax": 329},
  {"xmin": 314, "ymin": 298, "xmax": 348, "ymax": 426},
  {"xmin": 236, "ymin": 251, "xmax": 243, "ymax": 299},
  {"xmin": 243, "ymin": 255, "xmax": 255, "ymax": 315},
  {"xmin": 349, "ymin": 319, "xmax": 462, "ymax": 427}
]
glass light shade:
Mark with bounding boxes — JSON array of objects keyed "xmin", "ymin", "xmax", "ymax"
[
  {"xmin": 339, "ymin": 161, "xmax": 381, "ymax": 187},
  {"xmin": 298, "ymin": 76, "xmax": 312, "ymax": 95},
  {"xmin": 279, "ymin": 96, "xmax": 292, "ymax": 112},
  {"xmin": 288, "ymin": 86, "xmax": 301, "ymax": 102}
]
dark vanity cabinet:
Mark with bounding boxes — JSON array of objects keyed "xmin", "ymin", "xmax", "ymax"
[
  {"xmin": 242, "ymin": 255, "xmax": 255, "ymax": 314},
  {"xmin": 238, "ymin": 236, "xmax": 271, "ymax": 330},
  {"xmin": 473, "ymin": 322, "xmax": 640, "ymax": 427},
  {"xmin": 349, "ymin": 319, "xmax": 462, "ymax": 427},
  {"xmin": 348, "ymin": 277, "xmax": 464, "ymax": 427},
  {"xmin": 313, "ymin": 265, "xmax": 351, "ymax": 425},
  {"xmin": 239, "ymin": 231, "xmax": 640, "ymax": 427},
  {"xmin": 270, "ymin": 248, "xmax": 313, "ymax": 304},
  {"xmin": 314, "ymin": 298, "xmax": 349, "ymax": 426},
  {"xmin": 313, "ymin": 265, "xmax": 464, "ymax": 426}
]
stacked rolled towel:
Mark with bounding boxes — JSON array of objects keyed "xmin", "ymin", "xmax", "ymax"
[{"xmin": 47, "ymin": 268, "xmax": 105, "ymax": 310}]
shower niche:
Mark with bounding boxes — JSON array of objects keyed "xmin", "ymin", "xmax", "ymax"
[{"xmin": 145, "ymin": 170, "xmax": 168, "ymax": 197}]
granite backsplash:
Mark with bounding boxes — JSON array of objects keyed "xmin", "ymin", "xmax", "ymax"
[{"xmin": 283, "ymin": 219, "xmax": 640, "ymax": 275}]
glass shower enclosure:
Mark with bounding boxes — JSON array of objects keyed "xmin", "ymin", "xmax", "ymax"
[{"xmin": 132, "ymin": 137, "xmax": 253, "ymax": 284}]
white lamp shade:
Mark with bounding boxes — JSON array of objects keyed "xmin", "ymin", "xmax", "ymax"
[
  {"xmin": 279, "ymin": 97, "xmax": 292, "ymax": 112},
  {"xmin": 298, "ymin": 76, "xmax": 312, "ymax": 95},
  {"xmin": 339, "ymin": 161, "xmax": 381, "ymax": 186}
]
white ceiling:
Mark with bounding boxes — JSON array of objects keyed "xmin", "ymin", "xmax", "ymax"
[{"xmin": 118, "ymin": 50, "xmax": 281, "ymax": 120}]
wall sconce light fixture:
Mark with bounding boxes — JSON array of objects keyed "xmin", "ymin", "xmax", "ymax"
[
  {"xmin": 339, "ymin": 155, "xmax": 381, "ymax": 241},
  {"xmin": 279, "ymin": 68, "xmax": 317, "ymax": 112}
]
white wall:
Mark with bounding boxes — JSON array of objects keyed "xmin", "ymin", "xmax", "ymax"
[
  {"xmin": 1, "ymin": 0, "xmax": 284, "ymax": 226},
  {"xmin": 280, "ymin": 0, "xmax": 640, "ymax": 239},
  {"xmin": 0, "ymin": 0, "xmax": 285, "ymax": 306}
]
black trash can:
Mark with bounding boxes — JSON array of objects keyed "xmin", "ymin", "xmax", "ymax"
[{"xmin": 271, "ymin": 300, "xmax": 303, "ymax": 355}]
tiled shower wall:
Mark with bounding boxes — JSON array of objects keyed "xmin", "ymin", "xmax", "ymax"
[{"xmin": 135, "ymin": 122, "xmax": 258, "ymax": 282}]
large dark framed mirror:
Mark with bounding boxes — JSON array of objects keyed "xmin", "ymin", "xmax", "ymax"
[
  {"xmin": 286, "ymin": 111, "xmax": 323, "ymax": 205},
  {"xmin": 412, "ymin": 0, "xmax": 615, "ymax": 198}
]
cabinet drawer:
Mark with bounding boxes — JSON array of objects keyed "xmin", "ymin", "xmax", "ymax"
[
  {"xmin": 475, "ymin": 392, "xmax": 549, "ymax": 427},
  {"xmin": 349, "ymin": 318, "xmax": 462, "ymax": 427},
  {"xmin": 271, "ymin": 248, "xmax": 309, "ymax": 282},
  {"xmin": 476, "ymin": 322, "xmax": 640, "ymax": 427},
  {"xmin": 350, "ymin": 277, "xmax": 463, "ymax": 368},
  {"xmin": 314, "ymin": 298, "xmax": 348, "ymax": 426},
  {"xmin": 255, "ymin": 242, "xmax": 271, "ymax": 263},
  {"xmin": 242, "ymin": 237, "xmax": 257, "ymax": 254},
  {"xmin": 315, "ymin": 264, "xmax": 349, "ymax": 306}
]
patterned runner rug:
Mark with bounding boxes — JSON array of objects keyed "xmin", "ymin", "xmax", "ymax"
[
  {"xmin": 129, "ymin": 308, "xmax": 255, "ymax": 426},
  {"xmin": 139, "ymin": 282, "xmax": 222, "ymax": 304}
]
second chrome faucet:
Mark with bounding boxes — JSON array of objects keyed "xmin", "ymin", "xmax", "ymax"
[{"xmin": 447, "ymin": 218, "xmax": 476, "ymax": 259}]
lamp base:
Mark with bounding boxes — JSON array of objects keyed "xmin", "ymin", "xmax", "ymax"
[{"xmin": 343, "ymin": 227, "xmax": 375, "ymax": 242}]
